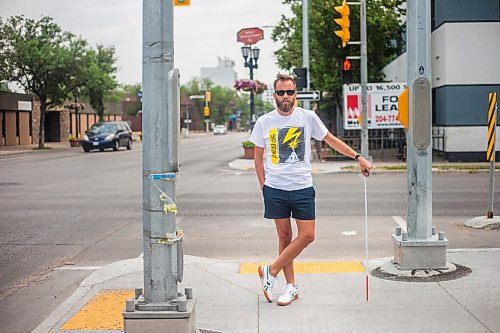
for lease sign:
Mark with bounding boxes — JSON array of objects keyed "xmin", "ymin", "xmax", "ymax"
[{"xmin": 343, "ymin": 82, "xmax": 407, "ymax": 130}]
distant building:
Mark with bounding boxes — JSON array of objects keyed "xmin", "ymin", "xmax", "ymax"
[
  {"xmin": 383, "ymin": 0, "xmax": 500, "ymax": 161},
  {"xmin": 200, "ymin": 57, "xmax": 238, "ymax": 88},
  {"xmin": 260, "ymin": 89, "xmax": 275, "ymax": 106}
]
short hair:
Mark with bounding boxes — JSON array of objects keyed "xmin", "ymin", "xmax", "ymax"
[{"xmin": 273, "ymin": 73, "xmax": 296, "ymax": 90}]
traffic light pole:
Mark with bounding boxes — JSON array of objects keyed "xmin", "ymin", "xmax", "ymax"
[
  {"xmin": 391, "ymin": 0, "xmax": 447, "ymax": 270},
  {"xmin": 302, "ymin": 0, "xmax": 311, "ymax": 110},
  {"xmin": 124, "ymin": 0, "xmax": 196, "ymax": 330},
  {"xmin": 344, "ymin": 1, "xmax": 369, "ymax": 159}
]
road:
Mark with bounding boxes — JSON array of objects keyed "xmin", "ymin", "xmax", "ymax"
[{"xmin": 0, "ymin": 131, "xmax": 499, "ymax": 332}]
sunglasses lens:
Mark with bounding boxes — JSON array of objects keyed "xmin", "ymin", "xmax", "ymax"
[{"xmin": 275, "ymin": 90, "xmax": 295, "ymax": 96}]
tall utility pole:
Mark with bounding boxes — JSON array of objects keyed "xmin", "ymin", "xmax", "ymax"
[
  {"xmin": 392, "ymin": 0, "xmax": 447, "ymax": 270},
  {"xmin": 359, "ymin": 0, "xmax": 369, "ymax": 158},
  {"xmin": 339, "ymin": 0, "xmax": 368, "ymax": 158},
  {"xmin": 141, "ymin": 0, "xmax": 180, "ymax": 304},
  {"xmin": 302, "ymin": 0, "xmax": 310, "ymax": 110},
  {"xmin": 124, "ymin": 0, "xmax": 195, "ymax": 331}
]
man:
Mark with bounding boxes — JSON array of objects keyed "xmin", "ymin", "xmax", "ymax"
[{"xmin": 249, "ymin": 73, "xmax": 372, "ymax": 306}]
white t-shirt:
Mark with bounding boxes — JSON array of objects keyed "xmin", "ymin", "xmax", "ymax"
[{"xmin": 249, "ymin": 107, "xmax": 328, "ymax": 191}]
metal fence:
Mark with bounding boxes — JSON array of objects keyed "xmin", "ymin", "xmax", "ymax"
[{"xmin": 319, "ymin": 128, "xmax": 407, "ymax": 161}]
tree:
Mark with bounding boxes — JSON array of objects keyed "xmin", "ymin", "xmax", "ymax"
[
  {"xmin": 272, "ymin": 0, "xmax": 405, "ymax": 126},
  {"xmin": 0, "ymin": 82, "xmax": 10, "ymax": 92},
  {"xmin": 0, "ymin": 15, "xmax": 89, "ymax": 148},
  {"xmin": 179, "ymin": 78, "xmax": 274, "ymax": 130},
  {"xmin": 83, "ymin": 45, "xmax": 117, "ymax": 121}
]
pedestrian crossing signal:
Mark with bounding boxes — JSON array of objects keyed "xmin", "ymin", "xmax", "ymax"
[
  {"xmin": 398, "ymin": 88, "xmax": 409, "ymax": 129},
  {"xmin": 174, "ymin": 0, "xmax": 190, "ymax": 6},
  {"xmin": 334, "ymin": 0, "xmax": 350, "ymax": 48}
]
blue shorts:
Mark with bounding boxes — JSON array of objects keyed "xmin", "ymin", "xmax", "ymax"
[{"xmin": 262, "ymin": 185, "xmax": 316, "ymax": 220}]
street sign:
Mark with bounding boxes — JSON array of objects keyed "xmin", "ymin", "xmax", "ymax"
[
  {"xmin": 296, "ymin": 91, "xmax": 320, "ymax": 101},
  {"xmin": 237, "ymin": 27, "xmax": 264, "ymax": 45},
  {"xmin": 343, "ymin": 82, "xmax": 407, "ymax": 130}
]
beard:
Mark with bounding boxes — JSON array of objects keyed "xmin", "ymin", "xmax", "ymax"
[{"xmin": 275, "ymin": 97, "xmax": 295, "ymax": 113}]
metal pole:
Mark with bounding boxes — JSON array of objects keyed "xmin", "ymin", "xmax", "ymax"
[
  {"xmin": 487, "ymin": 95, "xmax": 497, "ymax": 218},
  {"xmin": 186, "ymin": 108, "xmax": 190, "ymax": 138},
  {"xmin": 392, "ymin": 0, "xmax": 446, "ymax": 270},
  {"xmin": 250, "ymin": 58, "xmax": 255, "ymax": 127},
  {"xmin": 407, "ymin": 0, "xmax": 432, "ymax": 240},
  {"xmin": 302, "ymin": 0, "xmax": 310, "ymax": 110},
  {"xmin": 488, "ymin": 160, "xmax": 495, "ymax": 217},
  {"xmin": 142, "ymin": 0, "xmax": 178, "ymax": 303},
  {"xmin": 360, "ymin": 0, "xmax": 369, "ymax": 158}
]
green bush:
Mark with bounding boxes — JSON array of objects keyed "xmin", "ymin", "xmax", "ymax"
[{"xmin": 242, "ymin": 140, "xmax": 255, "ymax": 148}]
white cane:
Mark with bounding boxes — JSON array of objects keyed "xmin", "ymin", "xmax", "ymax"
[{"xmin": 363, "ymin": 175, "xmax": 369, "ymax": 302}]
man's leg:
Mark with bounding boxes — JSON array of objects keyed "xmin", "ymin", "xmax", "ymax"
[
  {"xmin": 270, "ymin": 219, "xmax": 315, "ymax": 277},
  {"xmin": 274, "ymin": 218, "xmax": 294, "ymax": 284}
]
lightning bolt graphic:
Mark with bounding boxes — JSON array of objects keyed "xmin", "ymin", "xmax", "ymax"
[{"xmin": 282, "ymin": 128, "xmax": 302, "ymax": 149}]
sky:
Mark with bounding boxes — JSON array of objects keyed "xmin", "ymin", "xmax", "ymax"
[{"xmin": 0, "ymin": 0, "xmax": 292, "ymax": 88}]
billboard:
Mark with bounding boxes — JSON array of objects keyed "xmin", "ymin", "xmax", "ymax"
[{"xmin": 343, "ymin": 82, "xmax": 407, "ymax": 130}]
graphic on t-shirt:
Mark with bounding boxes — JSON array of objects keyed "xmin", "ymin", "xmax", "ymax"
[{"xmin": 270, "ymin": 127, "xmax": 305, "ymax": 164}]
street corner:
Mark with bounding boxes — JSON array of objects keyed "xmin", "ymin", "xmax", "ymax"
[
  {"xmin": 311, "ymin": 161, "xmax": 356, "ymax": 174},
  {"xmin": 229, "ymin": 158, "xmax": 255, "ymax": 171},
  {"xmin": 464, "ymin": 216, "xmax": 500, "ymax": 229}
]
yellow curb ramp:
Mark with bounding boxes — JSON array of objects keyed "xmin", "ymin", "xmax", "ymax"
[
  {"xmin": 239, "ymin": 261, "xmax": 365, "ymax": 274},
  {"xmin": 60, "ymin": 289, "xmax": 134, "ymax": 330}
]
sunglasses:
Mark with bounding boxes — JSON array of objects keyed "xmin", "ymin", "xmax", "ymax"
[{"xmin": 275, "ymin": 90, "xmax": 296, "ymax": 96}]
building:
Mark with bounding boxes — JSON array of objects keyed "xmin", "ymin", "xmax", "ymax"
[
  {"xmin": 260, "ymin": 89, "xmax": 275, "ymax": 105},
  {"xmin": 383, "ymin": 0, "xmax": 500, "ymax": 161},
  {"xmin": 0, "ymin": 91, "xmax": 123, "ymax": 147},
  {"xmin": 200, "ymin": 57, "xmax": 238, "ymax": 88}
]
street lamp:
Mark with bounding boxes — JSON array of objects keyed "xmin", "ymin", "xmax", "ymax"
[{"xmin": 241, "ymin": 45, "xmax": 260, "ymax": 128}]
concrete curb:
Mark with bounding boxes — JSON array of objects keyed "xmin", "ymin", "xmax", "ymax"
[{"xmin": 464, "ymin": 216, "xmax": 500, "ymax": 229}]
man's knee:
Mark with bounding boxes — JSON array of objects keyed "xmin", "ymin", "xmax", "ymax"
[
  {"xmin": 278, "ymin": 229, "xmax": 292, "ymax": 245},
  {"xmin": 299, "ymin": 231, "xmax": 315, "ymax": 245}
]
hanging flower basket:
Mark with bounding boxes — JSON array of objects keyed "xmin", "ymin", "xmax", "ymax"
[{"xmin": 234, "ymin": 79, "xmax": 267, "ymax": 94}]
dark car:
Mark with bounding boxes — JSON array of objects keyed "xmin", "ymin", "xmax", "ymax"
[{"xmin": 82, "ymin": 121, "xmax": 133, "ymax": 152}]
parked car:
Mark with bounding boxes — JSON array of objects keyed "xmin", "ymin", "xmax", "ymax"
[
  {"xmin": 82, "ymin": 121, "xmax": 133, "ymax": 152},
  {"xmin": 213, "ymin": 125, "xmax": 227, "ymax": 135}
]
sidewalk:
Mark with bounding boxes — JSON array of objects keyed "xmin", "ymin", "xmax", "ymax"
[
  {"xmin": 0, "ymin": 142, "xmax": 72, "ymax": 156},
  {"xmin": 229, "ymin": 158, "xmax": 500, "ymax": 174},
  {"xmin": 0, "ymin": 132, "xmax": 208, "ymax": 157},
  {"xmin": 229, "ymin": 158, "xmax": 356, "ymax": 174},
  {"xmin": 32, "ymin": 249, "xmax": 500, "ymax": 333}
]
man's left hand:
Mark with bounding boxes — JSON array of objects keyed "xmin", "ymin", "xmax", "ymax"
[{"xmin": 358, "ymin": 157, "xmax": 372, "ymax": 177}]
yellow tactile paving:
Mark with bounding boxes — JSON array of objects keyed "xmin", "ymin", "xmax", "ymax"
[
  {"xmin": 239, "ymin": 261, "xmax": 365, "ymax": 274},
  {"xmin": 60, "ymin": 289, "xmax": 134, "ymax": 330}
]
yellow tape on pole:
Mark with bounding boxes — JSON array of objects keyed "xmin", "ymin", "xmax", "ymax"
[{"xmin": 487, "ymin": 92, "xmax": 497, "ymax": 162}]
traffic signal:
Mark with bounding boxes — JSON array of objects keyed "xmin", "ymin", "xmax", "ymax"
[
  {"xmin": 204, "ymin": 106, "xmax": 210, "ymax": 117},
  {"xmin": 205, "ymin": 91, "xmax": 211, "ymax": 103},
  {"xmin": 293, "ymin": 67, "xmax": 308, "ymax": 88},
  {"xmin": 334, "ymin": 0, "xmax": 350, "ymax": 48},
  {"xmin": 342, "ymin": 58, "xmax": 352, "ymax": 84},
  {"xmin": 174, "ymin": 0, "xmax": 190, "ymax": 6}
]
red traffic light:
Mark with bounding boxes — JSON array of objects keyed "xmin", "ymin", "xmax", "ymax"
[{"xmin": 343, "ymin": 59, "xmax": 351, "ymax": 71}]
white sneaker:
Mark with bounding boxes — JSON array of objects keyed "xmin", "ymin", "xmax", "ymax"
[
  {"xmin": 277, "ymin": 283, "xmax": 299, "ymax": 306},
  {"xmin": 258, "ymin": 265, "xmax": 278, "ymax": 302}
]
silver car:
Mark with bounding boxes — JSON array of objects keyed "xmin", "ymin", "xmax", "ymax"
[{"xmin": 213, "ymin": 125, "xmax": 227, "ymax": 135}]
